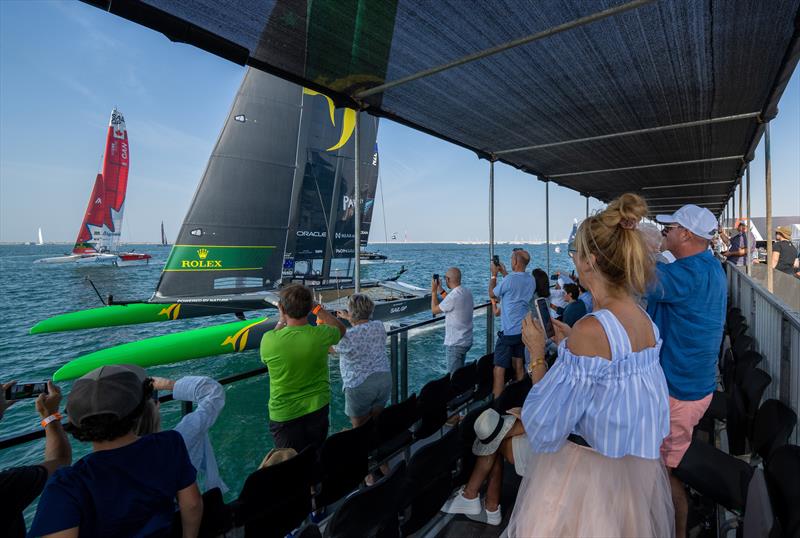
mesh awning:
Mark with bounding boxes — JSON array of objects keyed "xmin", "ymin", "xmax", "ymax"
[{"xmin": 85, "ymin": 0, "xmax": 800, "ymax": 215}]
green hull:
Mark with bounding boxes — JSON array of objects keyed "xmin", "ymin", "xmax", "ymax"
[
  {"xmin": 30, "ymin": 303, "xmax": 258, "ymax": 334},
  {"xmin": 52, "ymin": 316, "xmax": 274, "ymax": 381}
]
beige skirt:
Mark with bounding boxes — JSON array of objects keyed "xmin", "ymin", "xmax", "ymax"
[{"xmin": 505, "ymin": 441, "xmax": 675, "ymax": 538}]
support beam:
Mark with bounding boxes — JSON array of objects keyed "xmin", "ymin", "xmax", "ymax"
[
  {"xmin": 495, "ymin": 112, "xmax": 760, "ymax": 154},
  {"xmin": 585, "ymin": 195, "xmax": 589, "ymax": 218},
  {"xmin": 738, "ymin": 176, "xmax": 743, "ymax": 224},
  {"xmin": 548, "ymin": 155, "xmax": 743, "ymax": 178},
  {"xmin": 545, "ymin": 180, "xmax": 551, "ymax": 276},
  {"xmin": 644, "ymin": 194, "xmax": 728, "ymax": 201},
  {"xmin": 641, "ymin": 180, "xmax": 733, "ymax": 190},
  {"xmin": 489, "ymin": 161, "xmax": 495, "ymax": 260},
  {"xmin": 355, "ymin": 0, "xmax": 654, "ymax": 99},
  {"xmin": 746, "ymin": 164, "xmax": 752, "ymax": 276},
  {"xmin": 765, "ymin": 123, "xmax": 773, "ymax": 293},
  {"xmin": 354, "ymin": 113, "xmax": 361, "ymax": 292}
]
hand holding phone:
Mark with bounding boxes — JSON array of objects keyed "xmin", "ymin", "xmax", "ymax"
[{"xmin": 535, "ymin": 297, "xmax": 555, "ymax": 339}]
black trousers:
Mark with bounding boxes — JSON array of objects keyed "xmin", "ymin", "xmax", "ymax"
[{"xmin": 269, "ymin": 404, "xmax": 330, "ymax": 452}]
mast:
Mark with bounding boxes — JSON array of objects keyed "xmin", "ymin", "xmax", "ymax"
[
  {"xmin": 354, "ymin": 113, "xmax": 361, "ymax": 292},
  {"xmin": 37, "ymin": 228, "xmax": 43, "ymax": 246}
]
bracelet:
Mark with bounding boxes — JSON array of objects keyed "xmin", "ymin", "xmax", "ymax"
[
  {"xmin": 41, "ymin": 412, "xmax": 62, "ymax": 429},
  {"xmin": 527, "ymin": 358, "xmax": 547, "ymax": 376},
  {"xmin": 312, "ymin": 304, "xmax": 322, "ymax": 315}
]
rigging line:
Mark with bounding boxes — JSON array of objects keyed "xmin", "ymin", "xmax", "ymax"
[
  {"xmin": 378, "ymin": 166, "xmax": 389, "ymax": 243},
  {"xmin": 307, "ymin": 150, "xmax": 340, "ymax": 296}
]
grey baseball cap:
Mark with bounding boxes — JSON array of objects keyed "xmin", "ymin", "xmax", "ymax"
[{"xmin": 66, "ymin": 364, "xmax": 147, "ymax": 427}]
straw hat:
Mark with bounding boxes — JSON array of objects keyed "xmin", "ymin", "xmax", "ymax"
[
  {"xmin": 775, "ymin": 226, "xmax": 792, "ymax": 240},
  {"xmin": 472, "ymin": 408, "xmax": 516, "ymax": 456}
]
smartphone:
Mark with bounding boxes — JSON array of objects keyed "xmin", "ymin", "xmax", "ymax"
[
  {"xmin": 5, "ymin": 382, "xmax": 48, "ymax": 401},
  {"xmin": 432, "ymin": 273, "xmax": 440, "ymax": 283},
  {"xmin": 492, "ymin": 255, "xmax": 500, "ymax": 266},
  {"xmin": 535, "ymin": 297, "xmax": 555, "ymax": 339}
]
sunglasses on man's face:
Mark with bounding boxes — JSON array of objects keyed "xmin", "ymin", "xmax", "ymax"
[{"xmin": 661, "ymin": 225, "xmax": 680, "ymax": 237}]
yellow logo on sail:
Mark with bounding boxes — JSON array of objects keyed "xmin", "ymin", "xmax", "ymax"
[
  {"xmin": 303, "ymin": 88, "xmax": 356, "ymax": 151},
  {"xmin": 197, "ymin": 248, "xmax": 209, "ymax": 259},
  {"xmin": 221, "ymin": 319, "xmax": 266, "ymax": 352},
  {"xmin": 158, "ymin": 304, "xmax": 182, "ymax": 320},
  {"xmin": 180, "ymin": 247, "xmax": 221, "ymax": 268}
]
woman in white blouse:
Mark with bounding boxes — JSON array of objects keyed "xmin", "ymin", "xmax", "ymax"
[{"xmin": 335, "ymin": 294, "xmax": 392, "ymax": 427}]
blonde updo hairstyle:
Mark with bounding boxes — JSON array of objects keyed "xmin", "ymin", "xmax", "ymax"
[{"xmin": 574, "ymin": 193, "xmax": 653, "ymax": 296}]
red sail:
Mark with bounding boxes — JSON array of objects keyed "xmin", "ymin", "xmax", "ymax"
[{"xmin": 72, "ymin": 109, "xmax": 130, "ymax": 254}]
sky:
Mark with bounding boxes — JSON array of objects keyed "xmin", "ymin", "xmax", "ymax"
[{"xmin": 1, "ymin": 1, "xmax": 798, "ymax": 244}]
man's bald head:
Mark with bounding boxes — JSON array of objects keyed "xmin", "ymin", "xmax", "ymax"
[
  {"xmin": 445, "ymin": 267, "xmax": 462, "ymax": 286},
  {"xmin": 511, "ymin": 249, "xmax": 531, "ymax": 271}
]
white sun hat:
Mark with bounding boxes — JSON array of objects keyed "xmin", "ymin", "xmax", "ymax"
[{"xmin": 472, "ymin": 408, "xmax": 517, "ymax": 456}]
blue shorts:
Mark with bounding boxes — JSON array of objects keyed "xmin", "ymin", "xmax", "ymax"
[
  {"xmin": 344, "ymin": 371, "xmax": 392, "ymax": 418},
  {"xmin": 494, "ymin": 332, "xmax": 524, "ymax": 369}
]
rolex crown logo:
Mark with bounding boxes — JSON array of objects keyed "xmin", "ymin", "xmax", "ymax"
[{"xmin": 197, "ymin": 248, "xmax": 209, "ymax": 259}]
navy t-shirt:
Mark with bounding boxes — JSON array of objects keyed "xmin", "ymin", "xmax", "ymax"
[
  {"xmin": 646, "ymin": 249, "xmax": 726, "ymax": 400},
  {"xmin": 29, "ymin": 430, "xmax": 196, "ymax": 537}
]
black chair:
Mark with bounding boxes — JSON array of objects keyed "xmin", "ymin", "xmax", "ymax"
[
  {"xmin": 414, "ymin": 374, "xmax": 450, "ymax": 440},
  {"xmin": 325, "ymin": 461, "xmax": 407, "ymax": 538},
  {"xmin": 731, "ymin": 334, "xmax": 753, "ymax": 361},
  {"xmin": 233, "ymin": 445, "xmax": 316, "ymax": 537},
  {"xmin": 452, "ymin": 401, "xmax": 491, "ymax": 487},
  {"xmin": 493, "ymin": 377, "xmax": 532, "ymax": 413},
  {"xmin": 764, "ymin": 444, "xmax": 800, "ymax": 538},
  {"xmin": 750, "ymin": 399, "xmax": 797, "ymax": 462},
  {"xmin": 448, "ymin": 362, "xmax": 477, "ymax": 410},
  {"xmin": 372, "ymin": 394, "xmax": 419, "ymax": 460},
  {"xmin": 399, "ymin": 428, "xmax": 460, "ymax": 536},
  {"xmin": 728, "ymin": 318, "xmax": 748, "ymax": 342},
  {"xmin": 733, "ymin": 350, "xmax": 764, "ymax": 386},
  {"xmin": 315, "ymin": 420, "xmax": 372, "ymax": 509},
  {"xmin": 473, "ymin": 353, "xmax": 495, "ymax": 401},
  {"xmin": 295, "ymin": 523, "xmax": 323, "ymax": 538},
  {"xmin": 728, "ymin": 368, "xmax": 772, "ymax": 455},
  {"xmin": 673, "ymin": 438, "xmax": 754, "ymax": 512},
  {"xmin": 171, "ymin": 487, "xmax": 232, "ymax": 538}
]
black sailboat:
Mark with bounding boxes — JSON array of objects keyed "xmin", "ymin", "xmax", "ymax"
[{"xmin": 160, "ymin": 221, "xmax": 168, "ymax": 246}]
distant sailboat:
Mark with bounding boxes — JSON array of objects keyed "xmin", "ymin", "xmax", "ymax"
[
  {"xmin": 37, "ymin": 228, "xmax": 44, "ymax": 246},
  {"xmin": 160, "ymin": 221, "xmax": 169, "ymax": 246},
  {"xmin": 35, "ymin": 109, "xmax": 151, "ymax": 266}
]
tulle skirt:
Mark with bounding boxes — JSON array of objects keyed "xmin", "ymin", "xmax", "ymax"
[{"xmin": 505, "ymin": 441, "xmax": 674, "ymax": 538}]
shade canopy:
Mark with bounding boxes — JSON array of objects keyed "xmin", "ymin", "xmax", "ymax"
[{"xmin": 84, "ymin": 0, "xmax": 800, "ymax": 215}]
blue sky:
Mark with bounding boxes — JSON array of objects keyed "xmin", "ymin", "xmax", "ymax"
[{"xmin": 1, "ymin": 1, "xmax": 798, "ymax": 244}]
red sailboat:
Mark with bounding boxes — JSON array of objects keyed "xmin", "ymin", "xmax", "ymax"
[{"xmin": 36, "ymin": 109, "xmax": 151, "ymax": 266}]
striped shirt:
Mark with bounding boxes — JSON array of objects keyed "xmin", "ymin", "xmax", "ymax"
[{"xmin": 522, "ymin": 309, "xmax": 670, "ymax": 460}]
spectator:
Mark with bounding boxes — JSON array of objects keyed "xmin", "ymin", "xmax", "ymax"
[
  {"xmin": 334, "ymin": 294, "xmax": 392, "ymax": 427},
  {"xmin": 431, "ymin": 267, "xmax": 474, "ymax": 373},
  {"xmin": 556, "ymin": 283, "xmax": 587, "ymax": 327},
  {"xmin": 441, "ymin": 407, "xmax": 527, "ymax": 525},
  {"xmin": 30, "ymin": 365, "xmax": 203, "ymax": 537},
  {"xmin": 489, "ymin": 249, "xmax": 534, "ymax": 397},
  {"xmin": 772, "ymin": 226, "xmax": 798, "ymax": 276},
  {"xmin": 260, "ymin": 284, "xmax": 346, "ymax": 452},
  {"xmin": 506, "ymin": 193, "xmax": 673, "ymax": 536},
  {"xmin": 531, "ymin": 268, "xmax": 550, "ymax": 301},
  {"xmin": 136, "ymin": 375, "xmax": 228, "ymax": 493},
  {"xmin": 0, "ymin": 381, "xmax": 71, "ymax": 538},
  {"xmin": 640, "ymin": 221, "xmax": 673, "ymax": 264},
  {"xmin": 722, "ymin": 221, "xmax": 754, "ymax": 266},
  {"xmin": 577, "ymin": 282, "xmax": 593, "ymax": 313},
  {"xmin": 648, "ymin": 204, "xmax": 726, "ymax": 538}
]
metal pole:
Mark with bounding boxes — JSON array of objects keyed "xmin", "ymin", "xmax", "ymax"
[
  {"xmin": 549, "ymin": 155, "xmax": 744, "ymax": 178},
  {"xmin": 765, "ymin": 123, "xmax": 773, "ymax": 293},
  {"xmin": 389, "ymin": 333, "xmax": 399, "ymax": 404},
  {"xmin": 489, "ymin": 160, "xmax": 495, "ymax": 260},
  {"xmin": 355, "ymin": 0, "xmax": 654, "ymax": 99},
  {"xmin": 738, "ymin": 176, "xmax": 743, "ymax": 224},
  {"xmin": 746, "ymin": 164, "xmax": 752, "ymax": 275},
  {"xmin": 545, "ymin": 180, "xmax": 551, "ymax": 276},
  {"xmin": 354, "ymin": 112, "xmax": 361, "ymax": 292},
  {"xmin": 486, "ymin": 305, "xmax": 494, "ymax": 355},
  {"xmin": 182, "ymin": 401, "xmax": 192, "ymax": 416},
  {"xmin": 496, "ymin": 112, "xmax": 760, "ymax": 155},
  {"xmin": 585, "ymin": 195, "xmax": 589, "ymax": 218},
  {"xmin": 399, "ymin": 331, "xmax": 408, "ymax": 401}
]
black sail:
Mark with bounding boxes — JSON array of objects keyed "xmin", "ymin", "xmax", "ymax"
[{"xmin": 155, "ymin": 68, "xmax": 379, "ymax": 300}]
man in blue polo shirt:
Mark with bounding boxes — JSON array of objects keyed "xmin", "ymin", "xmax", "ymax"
[
  {"xmin": 646, "ymin": 204, "xmax": 726, "ymax": 538},
  {"xmin": 489, "ymin": 249, "xmax": 534, "ymax": 397}
]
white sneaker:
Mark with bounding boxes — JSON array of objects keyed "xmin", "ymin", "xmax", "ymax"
[
  {"xmin": 440, "ymin": 487, "xmax": 482, "ymax": 515},
  {"xmin": 467, "ymin": 504, "xmax": 502, "ymax": 526}
]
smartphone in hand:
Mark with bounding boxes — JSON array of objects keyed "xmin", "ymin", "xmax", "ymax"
[
  {"xmin": 5, "ymin": 382, "xmax": 49, "ymax": 401},
  {"xmin": 535, "ymin": 298, "xmax": 555, "ymax": 339}
]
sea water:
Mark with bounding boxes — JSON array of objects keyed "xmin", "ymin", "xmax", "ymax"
[{"xmin": 0, "ymin": 242, "xmax": 572, "ymax": 516}]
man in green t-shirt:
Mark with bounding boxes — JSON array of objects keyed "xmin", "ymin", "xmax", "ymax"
[{"xmin": 260, "ymin": 284, "xmax": 346, "ymax": 451}]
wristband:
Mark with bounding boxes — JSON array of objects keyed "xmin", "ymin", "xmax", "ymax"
[
  {"xmin": 41, "ymin": 412, "xmax": 62, "ymax": 429},
  {"xmin": 312, "ymin": 304, "xmax": 323, "ymax": 315}
]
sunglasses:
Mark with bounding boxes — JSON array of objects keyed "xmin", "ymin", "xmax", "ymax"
[
  {"xmin": 567, "ymin": 248, "xmax": 577, "ymax": 259},
  {"xmin": 661, "ymin": 225, "xmax": 680, "ymax": 237}
]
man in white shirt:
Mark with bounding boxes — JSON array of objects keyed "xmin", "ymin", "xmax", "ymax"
[{"xmin": 432, "ymin": 267, "xmax": 474, "ymax": 373}]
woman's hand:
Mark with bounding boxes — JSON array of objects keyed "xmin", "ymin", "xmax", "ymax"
[
  {"xmin": 506, "ymin": 407, "xmax": 522, "ymax": 419},
  {"xmin": 551, "ymin": 318, "xmax": 571, "ymax": 345},
  {"xmin": 151, "ymin": 377, "xmax": 176, "ymax": 391},
  {"xmin": 521, "ymin": 313, "xmax": 545, "ymax": 358}
]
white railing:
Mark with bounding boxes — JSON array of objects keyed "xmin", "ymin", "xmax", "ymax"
[{"xmin": 727, "ymin": 265, "xmax": 800, "ymax": 443}]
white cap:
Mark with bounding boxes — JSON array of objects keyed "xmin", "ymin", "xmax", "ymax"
[{"xmin": 656, "ymin": 205, "xmax": 718, "ymax": 240}]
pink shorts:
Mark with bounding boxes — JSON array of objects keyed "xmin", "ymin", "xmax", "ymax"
[{"xmin": 660, "ymin": 394, "xmax": 713, "ymax": 468}]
